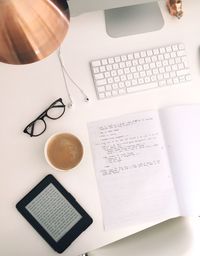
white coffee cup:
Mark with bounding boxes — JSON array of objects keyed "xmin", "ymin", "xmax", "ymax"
[{"xmin": 44, "ymin": 132, "xmax": 83, "ymax": 171}]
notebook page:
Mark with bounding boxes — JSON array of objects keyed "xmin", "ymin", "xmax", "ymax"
[
  {"xmin": 159, "ymin": 105, "xmax": 200, "ymax": 215},
  {"xmin": 88, "ymin": 111, "xmax": 179, "ymax": 230}
]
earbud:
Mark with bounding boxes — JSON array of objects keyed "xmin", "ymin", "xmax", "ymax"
[
  {"xmin": 67, "ymin": 102, "xmax": 73, "ymax": 108},
  {"xmin": 84, "ymin": 96, "xmax": 89, "ymax": 102}
]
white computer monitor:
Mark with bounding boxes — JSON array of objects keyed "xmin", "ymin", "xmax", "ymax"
[{"xmin": 68, "ymin": 0, "xmax": 164, "ymax": 37}]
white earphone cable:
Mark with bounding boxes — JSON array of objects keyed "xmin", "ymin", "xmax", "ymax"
[
  {"xmin": 57, "ymin": 49, "xmax": 73, "ymax": 108},
  {"xmin": 57, "ymin": 48, "xmax": 89, "ymax": 106}
]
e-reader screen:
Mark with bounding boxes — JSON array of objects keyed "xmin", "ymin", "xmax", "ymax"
[
  {"xmin": 16, "ymin": 175, "xmax": 93, "ymax": 253},
  {"xmin": 25, "ymin": 183, "xmax": 82, "ymax": 242}
]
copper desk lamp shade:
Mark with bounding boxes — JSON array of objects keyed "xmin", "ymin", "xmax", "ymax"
[{"xmin": 0, "ymin": 0, "xmax": 70, "ymax": 64}]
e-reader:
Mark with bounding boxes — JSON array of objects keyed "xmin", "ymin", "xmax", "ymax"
[{"xmin": 16, "ymin": 175, "xmax": 93, "ymax": 253}]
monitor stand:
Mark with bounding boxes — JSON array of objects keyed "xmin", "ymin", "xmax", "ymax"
[{"xmin": 104, "ymin": 2, "xmax": 164, "ymax": 38}]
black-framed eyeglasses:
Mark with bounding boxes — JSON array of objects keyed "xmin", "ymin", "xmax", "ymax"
[{"xmin": 23, "ymin": 98, "xmax": 65, "ymax": 137}]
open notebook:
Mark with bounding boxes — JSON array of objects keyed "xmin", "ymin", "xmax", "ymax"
[{"xmin": 88, "ymin": 105, "xmax": 200, "ymax": 230}]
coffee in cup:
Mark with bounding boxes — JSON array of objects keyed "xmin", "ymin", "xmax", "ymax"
[{"xmin": 45, "ymin": 132, "xmax": 83, "ymax": 171}]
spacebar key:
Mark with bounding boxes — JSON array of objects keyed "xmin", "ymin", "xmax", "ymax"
[{"xmin": 127, "ymin": 82, "xmax": 158, "ymax": 93}]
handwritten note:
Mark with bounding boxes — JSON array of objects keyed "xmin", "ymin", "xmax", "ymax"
[{"xmin": 88, "ymin": 111, "xmax": 179, "ymax": 230}]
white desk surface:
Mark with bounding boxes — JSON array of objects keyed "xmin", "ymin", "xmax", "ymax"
[{"xmin": 1, "ymin": 1, "xmax": 200, "ymax": 255}]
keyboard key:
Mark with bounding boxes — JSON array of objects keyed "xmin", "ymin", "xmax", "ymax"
[
  {"xmin": 120, "ymin": 75, "xmax": 126, "ymax": 81},
  {"xmin": 119, "ymin": 82, "xmax": 125, "ymax": 88},
  {"xmin": 140, "ymin": 51, "xmax": 146, "ymax": 57},
  {"xmin": 127, "ymin": 54, "xmax": 134, "ymax": 60},
  {"xmin": 112, "ymin": 90, "xmax": 118, "ymax": 96},
  {"xmin": 108, "ymin": 77, "xmax": 114, "ymax": 84},
  {"xmin": 121, "ymin": 55, "xmax": 127, "ymax": 61},
  {"xmin": 93, "ymin": 67, "xmax": 99, "ymax": 74},
  {"xmin": 106, "ymin": 65, "xmax": 112, "ymax": 71},
  {"xmin": 94, "ymin": 73, "xmax": 104, "ymax": 80},
  {"xmin": 159, "ymin": 80, "xmax": 167, "ymax": 86},
  {"xmin": 100, "ymin": 66, "xmax": 106, "ymax": 72},
  {"xmin": 159, "ymin": 47, "xmax": 165, "ymax": 54},
  {"xmin": 119, "ymin": 89, "xmax": 126, "ymax": 94},
  {"xmin": 131, "ymin": 79, "xmax": 137, "ymax": 86},
  {"xmin": 166, "ymin": 46, "xmax": 172, "ymax": 52},
  {"xmin": 112, "ymin": 84, "xmax": 118, "ymax": 89},
  {"xmin": 145, "ymin": 57, "xmax": 151, "ymax": 63},
  {"xmin": 179, "ymin": 76, "xmax": 186, "ymax": 82},
  {"xmin": 97, "ymin": 86, "xmax": 105, "ymax": 92},
  {"xmin": 124, "ymin": 68, "xmax": 130, "ymax": 74},
  {"xmin": 92, "ymin": 60, "xmax": 101, "ymax": 67},
  {"xmin": 127, "ymin": 82, "xmax": 158, "ymax": 93},
  {"xmin": 96, "ymin": 79, "xmax": 106, "ymax": 86},
  {"xmin": 134, "ymin": 52, "xmax": 140, "ymax": 59},
  {"xmin": 127, "ymin": 74, "xmax": 133, "ymax": 80},
  {"xmin": 172, "ymin": 44, "xmax": 178, "ymax": 51},
  {"xmin": 99, "ymin": 93, "xmax": 105, "ymax": 99},
  {"xmin": 138, "ymin": 78, "xmax": 144, "ymax": 84},
  {"xmin": 177, "ymin": 51, "xmax": 185, "ymax": 57},
  {"xmin": 147, "ymin": 50, "xmax": 153, "ymax": 56},
  {"xmin": 106, "ymin": 84, "xmax": 112, "ymax": 91},
  {"xmin": 125, "ymin": 81, "xmax": 131, "ymax": 87},
  {"xmin": 102, "ymin": 59, "xmax": 108, "ymax": 65},
  {"xmin": 114, "ymin": 56, "xmax": 121, "ymax": 62},
  {"xmin": 178, "ymin": 43, "xmax": 185, "ymax": 50},
  {"xmin": 108, "ymin": 58, "xmax": 114, "ymax": 64},
  {"xmin": 105, "ymin": 91, "xmax": 112, "ymax": 97},
  {"xmin": 117, "ymin": 69, "xmax": 123, "ymax": 75},
  {"xmin": 146, "ymin": 70, "xmax": 152, "ymax": 76},
  {"xmin": 119, "ymin": 62, "xmax": 126, "ymax": 68},
  {"xmin": 173, "ymin": 78, "xmax": 179, "ymax": 84},
  {"xmin": 114, "ymin": 76, "xmax": 120, "ymax": 83},
  {"xmin": 113, "ymin": 63, "xmax": 119, "ymax": 70},
  {"xmin": 153, "ymin": 48, "xmax": 159, "ymax": 55},
  {"xmin": 145, "ymin": 77, "xmax": 151, "ymax": 83},
  {"xmin": 186, "ymin": 74, "xmax": 192, "ymax": 81},
  {"xmin": 105, "ymin": 72, "xmax": 110, "ymax": 78},
  {"xmin": 111, "ymin": 70, "xmax": 117, "ymax": 76},
  {"xmin": 167, "ymin": 79, "xmax": 173, "ymax": 85}
]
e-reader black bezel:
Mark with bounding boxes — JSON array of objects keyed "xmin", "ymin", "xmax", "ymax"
[{"xmin": 16, "ymin": 174, "xmax": 93, "ymax": 253}]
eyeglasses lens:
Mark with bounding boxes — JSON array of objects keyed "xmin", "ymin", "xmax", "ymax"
[
  {"xmin": 26, "ymin": 119, "xmax": 46, "ymax": 136},
  {"xmin": 47, "ymin": 106, "xmax": 65, "ymax": 119}
]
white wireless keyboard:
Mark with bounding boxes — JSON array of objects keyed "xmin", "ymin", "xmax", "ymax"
[{"xmin": 90, "ymin": 43, "xmax": 191, "ymax": 100}]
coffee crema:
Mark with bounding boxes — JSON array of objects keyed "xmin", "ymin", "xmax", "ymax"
[{"xmin": 46, "ymin": 133, "xmax": 83, "ymax": 171}]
